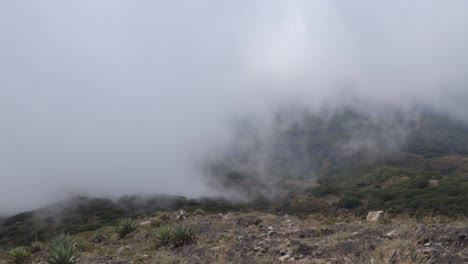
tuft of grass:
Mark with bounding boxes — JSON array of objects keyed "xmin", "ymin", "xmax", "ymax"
[
  {"xmin": 46, "ymin": 234, "xmax": 80, "ymax": 264},
  {"xmin": 6, "ymin": 247, "xmax": 30, "ymax": 264},
  {"xmin": 116, "ymin": 218, "xmax": 137, "ymax": 239},
  {"xmin": 172, "ymin": 225, "xmax": 195, "ymax": 248}
]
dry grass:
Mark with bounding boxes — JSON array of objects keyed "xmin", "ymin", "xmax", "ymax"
[{"xmin": 0, "ymin": 211, "xmax": 466, "ymax": 264}]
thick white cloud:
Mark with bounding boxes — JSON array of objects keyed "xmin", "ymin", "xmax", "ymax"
[{"xmin": 0, "ymin": 0, "xmax": 467, "ymax": 213}]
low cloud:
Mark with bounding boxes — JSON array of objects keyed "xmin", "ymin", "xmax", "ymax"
[{"xmin": 0, "ymin": 1, "xmax": 467, "ymax": 213}]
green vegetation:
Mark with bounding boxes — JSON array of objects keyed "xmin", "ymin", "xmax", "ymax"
[
  {"xmin": 154, "ymin": 224, "xmax": 196, "ymax": 248},
  {"xmin": 90, "ymin": 232, "xmax": 106, "ymax": 244},
  {"xmin": 6, "ymin": 247, "xmax": 30, "ymax": 264},
  {"xmin": 171, "ymin": 225, "xmax": 195, "ymax": 248},
  {"xmin": 46, "ymin": 234, "xmax": 80, "ymax": 264},
  {"xmin": 337, "ymin": 196, "xmax": 362, "ymax": 209},
  {"xmin": 155, "ymin": 226, "xmax": 173, "ymax": 247},
  {"xmin": 116, "ymin": 218, "xmax": 137, "ymax": 239},
  {"xmin": 193, "ymin": 208, "xmax": 206, "ymax": 216},
  {"xmin": 30, "ymin": 241, "xmax": 45, "ymax": 253},
  {"xmin": 0, "ymin": 197, "xmax": 126, "ymax": 248}
]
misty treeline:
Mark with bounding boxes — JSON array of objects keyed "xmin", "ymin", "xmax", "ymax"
[{"xmin": 205, "ymin": 103, "xmax": 468, "ymax": 215}]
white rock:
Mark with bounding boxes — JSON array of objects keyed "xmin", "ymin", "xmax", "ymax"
[
  {"xmin": 139, "ymin": 220, "xmax": 151, "ymax": 226},
  {"xmin": 366, "ymin": 211, "xmax": 385, "ymax": 222},
  {"xmin": 279, "ymin": 254, "xmax": 291, "ymax": 261},
  {"xmin": 386, "ymin": 230, "xmax": 397, "ymax": 239}
]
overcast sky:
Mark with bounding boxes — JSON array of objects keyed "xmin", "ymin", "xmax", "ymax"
[{"xmin": 1, "ymin": 1, "xmax": 468, "ymax": 213}]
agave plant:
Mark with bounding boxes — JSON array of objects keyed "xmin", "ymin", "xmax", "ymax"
[
  {"xmin": 30, "ymin": 241, "xmax": 45, "ymax": 253},
  {"xmin": 47, "ymin": 234, "xmax": 80, "ymax": 264},
  {"xmin": 158, "ymin": 212, "xmax": 170, "ymax": 221},
  {"xmin": 116, "ymin": 218, "xmax": 137, "ymax": 239},
  {"xmin": 176, "ymin": 209, "xmax": 187, "ymax": 220},
  {"xmin": 6, "ymin": 247, "xmax": 30, "ymax": 264},
  {"xmin": 155, "ymin": 226, "xmax": 173, "ymax": 246},
  {"xmin": 172, "ymin": 225, "xmax": 195, "ymax": 247}
]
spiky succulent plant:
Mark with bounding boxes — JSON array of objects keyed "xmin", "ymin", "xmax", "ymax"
[
  {"xmin": 155, "ymin": 226, "xmax": 173, "ymax": 246},
  {"xmin": 116, "ymin": 218, "xmax": 137, "ymax": 239},
  {"xmin": 6, "ymin": 247, "xmax": 30, "ymax": 264},
  {"xmin": 46, "ymin": 234, "xmax": 80, "ymax": 264},
  {"xmin": 30, "ymin": 241, "xmax": 45, "ymax": 253},
  {"xmin": 172, "ymin": 225, "xmax": 195, "ymax": 247},
  {"xmin": 158, "ymin": 212, "xmax": 170, "ymax": 221}
]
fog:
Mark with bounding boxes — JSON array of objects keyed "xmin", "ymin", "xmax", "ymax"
[{"xmin": 1, "ymin": 1, "xmax": 468, "ymax": 213}]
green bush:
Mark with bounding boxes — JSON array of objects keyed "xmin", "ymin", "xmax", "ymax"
[
  {"xmin": 337, "ymin": 196, "xmax": 362, "ymax": 209},
  {"xmin": 410, "ymin": 178, "xmax": 429, "ymax": 189},
  {"xmin": 6, "ymin": 247, "xmax": 30, "ymax": 264},
  {"xmin": 116, "ymin": 218, "xmax": 137, "ymax": 239},
  {"xmin": 46, "ymin": 234, "xmax": 80, "ymax": 264}
]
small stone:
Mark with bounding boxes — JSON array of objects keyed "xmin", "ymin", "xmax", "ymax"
[
  {"xmin": 117, "ymin": 247, "xmax": 125, "ymax": 254},
  {"xmin": 386, "ymin": 230, "xmax": 397, "ymax": 239},
  {"xmin": 424, "ymin": 242, "xmax": 431, "ymax": 247},
  {"xmin": 268, "ymin": 230, "xmax": 277, "ymax": 236},
  {"xmin": 351, "ymin": 232, "xmax": 359, "ymax": 236},
  {"xmin": 268, "ymin": 226, "xmax": 274, "ymax": 230},
  {"xmin": 279, "ymin": 254, "xmax": 291, "ymax": 262},
  {"xmin": 210, "ymin": 246, "xmax": 224, "ymax": 251},
  {"xmin": 139, "ymin": 220, "xmax": 151, "ymax": 226}
]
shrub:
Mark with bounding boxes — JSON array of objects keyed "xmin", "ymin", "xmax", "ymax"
[
  {"xmin": 30, "ymin": 241, "xmax": 45, "ymax": 253},
  {"xmin": 311, "ymin": 186, "xmax": 341, "ymax": 197},
  {"xmin": 6, "ymin": 247, "xmax": 30, "ymax": 264},
  {"xmin": 410, "ymin": 178, "xmax": 429, "ymax": 189},
  {"xmin": 116, "ymin": 218, "xmax": 137, "ymax": 239},
  {"xmin": 75, "ymin": 238, "xmax": 94, "ymax": 252},
  {"xmin": 46, "ymin": 234, "xmax": 80, "ymax": 264},
  {"xmin": 172, "ymin": 225, "xmax": 195, "ymax": 247},
  {"xmin": 193, "ymin": 208, "xmax": 206, "ymax": 216},
  {"xmin": 337, "ymin": 196, "xmax": 362, "ymax": 209},
  {"xmin": 155, "ymin": 226, "xmax": 173, "ymax": 247}
]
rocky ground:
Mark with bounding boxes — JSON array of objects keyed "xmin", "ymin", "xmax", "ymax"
[{"xmin": 0, "ymin": 211, "xmax": 467, "ymax": 264}]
